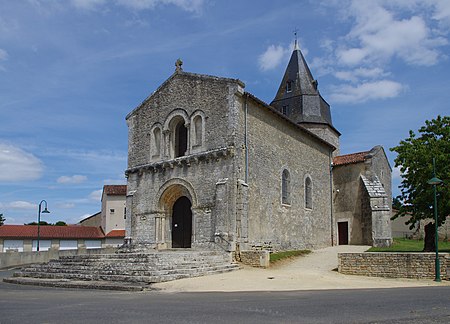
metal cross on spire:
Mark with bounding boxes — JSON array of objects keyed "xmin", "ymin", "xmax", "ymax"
[{"xmin": 293, "ymin": 28, "xmax": 299, "ymax": 50}]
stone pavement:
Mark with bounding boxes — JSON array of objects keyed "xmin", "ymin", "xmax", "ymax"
[{"xmin": 153, "ymin": 245, "xmax": 450, "ymax": 292}]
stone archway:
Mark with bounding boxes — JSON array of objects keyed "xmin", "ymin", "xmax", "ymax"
[{"xmin": 156, "ymin": 179, "xmax": 197, "ymax": 249}]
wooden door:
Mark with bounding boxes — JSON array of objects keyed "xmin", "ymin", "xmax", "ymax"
[
  {"xmin": 171, "ymin": 196, "xmax": 192, "ymax": 248},
  {"xmin": 338, "ymin": 221, "xmax": 349, "ymax": 245}
]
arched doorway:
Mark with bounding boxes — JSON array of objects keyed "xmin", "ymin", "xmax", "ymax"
[{"xmin": 171, "ymin": 196, "xmax": 192, "ymax": 248}]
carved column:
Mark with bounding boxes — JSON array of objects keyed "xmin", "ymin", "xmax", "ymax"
[
  {"xmin": 163, "ymin": 129, "xmax": 170, "ymax": 159},
  {"xmin": 185, "ymin": 122, "xmax": 191, "ymax": 155},
  {"xmin": 154, "ymin": 212, "xmax": 167, "ymax": 249}
]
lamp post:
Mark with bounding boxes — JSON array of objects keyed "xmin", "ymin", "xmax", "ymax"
[
  {"xmin": 37, "ymin": 200, "xmax": 50, "ymax": 252},
  {"xmin": 427, "ymin": 158, "xmax": 443, "ymax": 282}
]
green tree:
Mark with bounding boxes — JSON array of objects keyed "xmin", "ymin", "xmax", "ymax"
[
  {"xmin": 25, "ymin": 221, "xmax": 50, "ymax": 226},
  {"xmin": 390, "ymin": 115, "xmax": 450, "ymax": 251},
  {"xmin": 392, "ymin": 197, "xmax": 403, "ymax": 210},
  {"xmin": 0, "ymin": 213, "xmax": 5, "ymax": 226},
  {"xmin": 25, "ymin": 221, "xmax": 67, "ymax": 226}
]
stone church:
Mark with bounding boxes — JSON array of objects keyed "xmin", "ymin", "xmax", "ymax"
[{"xmin": 124, "ymin": 42, "xmax": 392, "ymax": 255}]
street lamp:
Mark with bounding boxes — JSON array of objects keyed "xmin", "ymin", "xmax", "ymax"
[
  {"xmin": 427, "ymin": 158, "xmax": 443, "ymax": 282},
  {"xmin": 37, "ymin": 200, "xmax": 50, "ymax": 252}
]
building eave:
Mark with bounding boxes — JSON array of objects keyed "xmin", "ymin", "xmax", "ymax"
[{"xmin": 244, "ymin": 92, "xmax": 336, "ymax": 151}]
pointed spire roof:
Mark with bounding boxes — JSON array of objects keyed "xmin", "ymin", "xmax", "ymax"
[
  {"xmin": 274, "ymin": 44, "xmax": 318, "ymax": 100},
  {"xmin": 270, "ymin": 43, "xmax": 334, "ymax": 128}
]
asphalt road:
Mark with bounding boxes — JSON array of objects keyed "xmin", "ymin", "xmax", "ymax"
[{"xmin": 1, "ymin": 270, "xmax": 450, "ymax": 324}]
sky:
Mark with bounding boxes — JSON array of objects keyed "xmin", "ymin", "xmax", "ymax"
[{"xmin": 1, "ymin": 0, "xmax": 450, "ymax": 225}]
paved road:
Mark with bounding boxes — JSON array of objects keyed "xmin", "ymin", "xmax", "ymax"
[{"xmin": 1, "ymin": 272, "xmax": 450, "ymax": 324}]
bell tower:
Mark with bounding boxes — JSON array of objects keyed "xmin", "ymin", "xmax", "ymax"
[{"xmin": 270, "ymin": 39, "xmax": 340, "ymax": 154}]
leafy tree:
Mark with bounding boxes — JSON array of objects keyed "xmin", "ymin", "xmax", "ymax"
[
  {"xmin": 0, "ymin": 213, "xmax": 5, "ymax": 226},
  {"xmin": 25, "ymin": 221, "xmax": 67, "ymax": 226},
  {"xmin": 390, "ymin": 115, "xmax": 450, "ymax": 251},
  {"xmin": 392, "ymin": 197, "xmax": 403, "ymax": 210},
  {"xmin": 25, "ymin": 221, "xmax": 50, "ymax": 226}
]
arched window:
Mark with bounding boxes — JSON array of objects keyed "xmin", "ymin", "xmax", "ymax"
[
  {"xmin": 175, "ymin": 121, "xmax": 188, "ymax": 158},
  {"xmin": 193, "ymin": 115, "xmax": 202, "ymax": 146},
  {"xmin": 152, "ymin": 127, "xmax": 161, "ymax": 158},
  {"xmin": 305, "ymin": 177, "xmax": 312, "ymax": 209},
  {"xmin": 282, "ymin": 169, "xmax": 290, "ymax": 205}
]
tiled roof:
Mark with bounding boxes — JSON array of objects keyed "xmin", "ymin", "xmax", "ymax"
[
  {"xmin": 0, "ymin": 225, "xmax": 104, "ymax": 239},
  {"xmin": 360, "ymin": 175, "xmax": 387, "ymax": 198},
  {"xmin": 103, "ymin": 185, "xmax": 127, "ymax": 196},
  {"xmin": 106, "ymin": 229, "xmax": 125, "ymax": 238},
  {"xmin": 333, "ymin": 151, "xmax": 369, "ymax": 166}
]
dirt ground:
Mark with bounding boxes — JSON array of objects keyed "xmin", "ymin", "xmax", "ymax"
[{"xmin": 154, "ymin": 245, "xmax": 449, "ymax": 292}]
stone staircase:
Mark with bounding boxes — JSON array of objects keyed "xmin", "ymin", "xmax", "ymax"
[{"xmin": 3, "ymin": 250, "xmax": 240, "ymax": 291}]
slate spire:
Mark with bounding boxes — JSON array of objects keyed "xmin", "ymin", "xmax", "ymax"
[{"xmin": 270, "ymin": 42, "xmax": 333, "ymax": 127}]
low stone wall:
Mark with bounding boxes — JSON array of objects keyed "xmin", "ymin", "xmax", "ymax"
[
  {"xmin": 239, "ymin": 250, "xmax": 270, "ymax": 268},
  {"xmin": 338, "ymin": 252, "xmax": 450, "ymax": 280},
  {"xmin": 0, "ymin": 247, "xmax": 119, "ymax": 269}
]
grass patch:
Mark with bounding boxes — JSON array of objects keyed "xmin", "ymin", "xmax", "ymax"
[
  {"xmin": 368, "ymin": 238, "xmax": 450, "ymax": 252},
  {"xmin": 270, "ymin": 250, "xmax": 311, "ymax": 263}
]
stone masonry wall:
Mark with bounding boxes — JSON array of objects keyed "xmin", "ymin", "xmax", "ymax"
[
  {"xmin": 238, "ymin": 250, "xmax": 270, "ymax": 268},
  {"xmin": 125, "ymin": 71, "xmax": 244, "ymax": 248},
  {"xmin": 126, "ymin": 72, "xmax": 243, "ymax": 169},
  {"xmin": 338, "ymin": 252, "xmax": 449, "ymax": 280},
  {"xmin": 244, "ymin": 98, "xmax": 333, "ymax": 251},
  {"xmin": 333, "ymin": 163, "xmax": 366, "ymax": 245}
]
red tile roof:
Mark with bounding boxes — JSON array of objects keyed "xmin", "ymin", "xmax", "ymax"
[
  {"xmin": 333, "ymin": 151, "xmax": 369, "ymax": 166},
  {"xmin": 0, "ymin": 225, "xmax": 104, "ymax": 239},
  {"xmin": 106, "ymin": 229, "xmax": 125, "ymax": 238},
  {"xmin": 103, "ymin": 185, "xmax": 127, "ymax": 196}
]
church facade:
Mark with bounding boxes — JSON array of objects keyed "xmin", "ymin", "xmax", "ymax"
[{"xmin": 124, "ymin": 46, "xmax": 392, "ymax": 254}]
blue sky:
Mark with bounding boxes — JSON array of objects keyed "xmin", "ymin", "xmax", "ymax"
[{"xmin": 1, "ymin": 0, "xmax": 449, "ymax": 225}]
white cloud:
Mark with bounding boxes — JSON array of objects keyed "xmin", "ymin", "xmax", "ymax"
[
  {"xmin": 71, "ymin": 0, "xmax": 107, "ymax": 10},
  {"xmin": 103, "ymin": 177, "xmax": 126, "ymax": 185},
  {"xmin": 70, "ymin": 0, "xmax": 204, "ymax": 13},
  {"xmin": 339, "ymin": 1, "xmax": 448, "ymax": 67},
  {"xmin": 311, "ymin": 0, "xmax": 450, "ymax": 104},
  {"xmin": 0, "ymin": 143, "xmax": 43, "ymax": 182},
  {"xmin": 117, "ymin": 0, "xmax": 204, "ymax": 12},
  {"xmin": 337, "ymin": 48, "xmax": 368, "ymax": 66},
  {"xmin": 6, "ymin": 201, "xmax": 37, "ymax": 210},
  {"xmin": 57, "ymin": 175, "xmax": 87, "ymax": 184},
  {"xmin": 335, "ymin": 67, "xmax": 386, "ymax": 82},
  {"xmin": 258, "ymin": 44, "xmax": 290, "ymax": 72},
  {"xmin": 433, "ymin": 0, "xmax": 450, "ymax": 26},
  {"xmin": 89, "ymin": 189, "xmax": 102, "ymax": 201},
  {"xmin": 56, "ymin": 202, "xmax": 76, "ymax": 209},
  {"xmin": 392, "ymin": 166, "xmax": 403, "ymax": 180},
  {"xmin": 0, "ymin": 49, "xmax": 8, "ymax": 61},
  {"xmin": 330, "ymin": 80, "xmax": 404, "ymax": 104}
]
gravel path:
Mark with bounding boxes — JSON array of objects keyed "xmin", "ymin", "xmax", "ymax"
[{"xmin": 153, "ymin": 245, "xmax": 449, "ymax": 292}]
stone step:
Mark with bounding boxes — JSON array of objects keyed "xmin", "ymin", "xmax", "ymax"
[
  {"xmin": 19, "ymin": 262, "xmax": 238, "ymax": 276},
  {"xmin": 58, "ymin": 250, "xmax": 228, "ymax": 261},
  {"xmin": 3, "ymin": 277, "xmax": 148, "ymax": 291},
  {"xmin": 24, "ymin": 256, "xmax": 232, "ymax": 268},
  {"xmin": 20, "ymin": 263, "xmax": 239, "ymax": 276},
  {"xmin": 5, "ymin": 249, "xmax": 239, "ymax": 290},
  {"xmin": 20, "ymin": 259, "xmax": 230, "ymax": 269},
  {"xmin": 13, "ymin": 264, "xmax": 239, "ymax": 284},
  {"xmin": 50, "ymin": 256, "xmax": 230, "ymax": 266}
]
